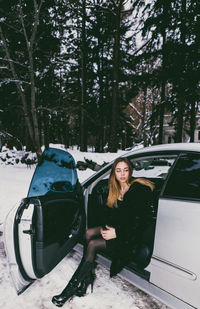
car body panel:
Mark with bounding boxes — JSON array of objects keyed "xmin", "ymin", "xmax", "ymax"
[
  {"xmin": 17, "ymin": 202, "xmax": 36, "ymax": 279},
  {"xmin": 147, "ymin": 150, "xmax": 200, "ymax": 309},
  {"xmin": 4, "ymin": 203, "xmax": 34, "ymax": 294},
  {"xmin": 124, "ymin": 143, "xmax": 200, "ymax": 156},
  {"xmin": 148, "ymin": 198, "xmax": 200, "ymax": 308}
]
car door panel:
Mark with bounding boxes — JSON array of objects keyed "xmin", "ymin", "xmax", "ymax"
[
  {"xmin": 148, "ymin": 153, "xmax": 200, "ymax": 308},
  {"xmin": 4, "ymin": 203, "xmax": 35, "ymax": 294},
  {"xmin": 17, "ymin": 201, "xmax": 36, "ymax": 279},
  {"xmin": 32, "ymin": 196, "xmax": 83, "ymax": 277},
  {"xmin": 148, "ymin": 198, "xmax": 200, "ymax": 308},
  {"xmin": 4, "ymin": 148, "xmax": 85, "ymax": 294},
  {"xmin": 15, "ymin": 195, "xmax": 83, "ymax": 278}
]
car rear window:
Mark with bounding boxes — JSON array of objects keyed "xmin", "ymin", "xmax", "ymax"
[{"xmin": 163, "ymin": 152, "xmax": 200, "ymax": 200}]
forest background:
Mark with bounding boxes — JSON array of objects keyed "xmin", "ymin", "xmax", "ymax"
[{"xmin": 0, "ymin": 0, "xmax": 199, "ymax": 157}]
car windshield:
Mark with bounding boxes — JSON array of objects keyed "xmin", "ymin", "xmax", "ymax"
[{"xmin": 27, "ymin": 148, "xmax": 78, "ymax": 197}]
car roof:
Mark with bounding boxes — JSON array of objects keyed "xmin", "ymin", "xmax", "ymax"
[
  {"xmin": 123, "ymin": 143, "xmax": 200, "ymax": 157},
  {"xmin": 82, "ymin": 143, "xmax": 200, "ymax": 185}
]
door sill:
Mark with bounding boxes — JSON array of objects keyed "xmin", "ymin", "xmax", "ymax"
[
  {"xmin": 74, "ymin": 243, "xmax": 149, "ymax": 280},
  {"xmin": 74, "ymin": 243, "xmax": 195, "ymax": 309}
]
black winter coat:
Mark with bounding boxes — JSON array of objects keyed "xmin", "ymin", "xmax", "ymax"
[{"xmin": 102, "ymin": 181, "xmax": 153, "ymax": 276}]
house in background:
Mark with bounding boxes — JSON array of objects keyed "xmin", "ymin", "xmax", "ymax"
[
  {"xmin": 125, "ymin": 92, "xmax": 200, "ymax": 145},
  {"xmin": 163, "ymin": 111, "xmax": 200, "ymax": 144},
  {"xmin": 0, "ymin": 131, "xmax": 22, "ymax": 151}
]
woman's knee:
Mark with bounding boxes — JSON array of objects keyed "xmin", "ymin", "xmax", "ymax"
[
  {"xmin": 85, "ymin": 227, "xmax": 101, "ymax": 242},
  {"xmin": 87, "ymin": 239, "xmax": 97, "ymax": 251},
  {"xmin": 85, "ymin": 228, "xmax": 93, "ymax": 242}
]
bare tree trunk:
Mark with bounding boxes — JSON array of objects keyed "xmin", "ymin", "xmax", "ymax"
[
  {"xmin": 0, "ymin": 0, "xmax": 44, "ymax": 157},
  {"xmin": 176, "ymin": 0, "xmax": 186, "ymax": 142},
  {"xmin": 109, "ymin": 1, "xmax": 123, "ymax": 152},
  {"xmin": 19, "ymin": 0, "xmax": 43, "ymax": 156},
  {"xmin": 80, "ymin": 0, "xmax": 87, "ymax": 151},
  {"xmin": 158, "ymin": 81, "xmax": 165, "ymax": 144},
  {"xmin": 150, "ymin": 91, "xmax": 157, "ymax": 144},
  {"xmin": 158, "ymin": 2, "xmax": 168, "ymax": 144},
  {"xmin": 142, "ymin": 89, "xmax": 147, "ymax": 146},
  {"xmin": 190, "ymin": 100, "xmax": 196, "ymax": 142},
  {"xmin": 189, "ymin": 8, "xmax": 200, "ymax": 142},
  {"xmin": 0, "ymin": 25, "xmax": 35, "ymax": 146},
  {"xmin": 95, "ymin": 38, "xmax": 104, "ymax": 152},
  {"xmin": 176, "ymin": 81, "xmax": 184, "ymax": 142}
]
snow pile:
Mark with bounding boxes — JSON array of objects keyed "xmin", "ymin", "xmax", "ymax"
[
  {"xmin": 0, "ymin": 144, "xmax": 132, "ymax": 168},
  {"xmin": 49, "ymin": 144, "xmax": 144, "ymax": 167},
  {"xmin": 0, "ymin": 149, "xmax": 37, "ymax": 166}
]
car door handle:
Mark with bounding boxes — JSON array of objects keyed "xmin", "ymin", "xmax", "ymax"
[{"xmin": 23, "ymin": 229, "xmax": 35, "ymax": 235}]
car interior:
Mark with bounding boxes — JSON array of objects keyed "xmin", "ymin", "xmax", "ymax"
[
  {"xmin": 84, "ymin": 156, "xmax": 176, "ymax": 280},
  {"xmin": 26, "ymin": 150, "xmax": 176, "ymax": 281}
]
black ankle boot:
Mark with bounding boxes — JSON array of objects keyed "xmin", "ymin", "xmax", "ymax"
[
  {"xmin": 52, "ymin": 261, "xmax": 94, "ymax": 307},
  {"xmin": 75, "ymin": 272, "xmax": 96, "ymax": 297},
  {"xmin": 52, "ymin": 281, "xmax": 77, "ymax": 307}
]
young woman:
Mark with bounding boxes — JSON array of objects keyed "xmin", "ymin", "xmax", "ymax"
[{"xmin": 52, "ymin": 157, "xmax": 154, "ymax": 307}]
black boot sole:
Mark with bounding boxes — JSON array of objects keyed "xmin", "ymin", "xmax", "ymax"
[{"xmin": 52, "ymin": 295, "xmax": 73, "ymax": 307}]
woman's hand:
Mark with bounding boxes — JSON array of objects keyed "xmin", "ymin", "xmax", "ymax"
[{"xmin": 100, "ymin": 225, "xmax": 116, "ymax": 240}]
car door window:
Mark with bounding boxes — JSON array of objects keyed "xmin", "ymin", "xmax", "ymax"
[
  {"xmin": 28, "ymin": 148, "xmax": 78, "ymax": 197},
  {"xmin": 130, "ymin": 155, "xmax": 177, "ymax": 200},
  {"xmin": 162, "ymin": 152, "xmax": 200, "ymax": 200},
  {"xmin": 131, "ymin": 156, "xmax": 177, "ymax": 180}
]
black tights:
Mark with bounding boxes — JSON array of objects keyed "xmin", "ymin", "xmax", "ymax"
[{"xmin": 84, "ymin": 226, "xmax": 106, "ymax": 263}]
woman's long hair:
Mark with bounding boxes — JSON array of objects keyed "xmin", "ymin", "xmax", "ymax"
[{"xmin": 107, "ymin": 157, "xmax": 154, "ymax": 208}]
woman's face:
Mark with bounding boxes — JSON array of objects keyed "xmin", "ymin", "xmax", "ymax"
[{"xmin": 115, "ymin": 161, "xmax": 129, "ymax": 184}]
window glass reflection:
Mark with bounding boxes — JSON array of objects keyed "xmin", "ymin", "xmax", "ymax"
[
  {"xmin": 163, "ymin": 153, "xmax": 200, "ymax": 200},
  {"xmin": 28, "ymin": 148, "xmax": 78, "ymax": 197},
  {"xmin": 132, "ymin": 157, "xmax": 176, "ymax": 179}
]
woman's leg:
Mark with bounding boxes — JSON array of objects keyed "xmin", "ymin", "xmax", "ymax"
[
  {"xmin": 85, "ymin": 238, "xmax": 106, "ymax": 262},
  {"xmin": 85, "ymin": 226, "xmax": 102, "ymax": 243},
  {"xmin": 74, "ymin": 230, "xmax": 106, "ymax": 297},
  {"xmin": 84, "ymin": 226, "xmax": 106, "ymax": 262},
  {"xmin": 52, "ymin": 227, "xmax": 106, "ymax": 306}
]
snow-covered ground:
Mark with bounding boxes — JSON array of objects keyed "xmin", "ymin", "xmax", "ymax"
[{"xmin": 0, "ymin": 146, "xmax": 168, "ymax": 309}]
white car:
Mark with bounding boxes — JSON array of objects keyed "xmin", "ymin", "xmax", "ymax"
[{"xmin": 4, "ymin": 143, "xmax": 200, "ymax": 309}]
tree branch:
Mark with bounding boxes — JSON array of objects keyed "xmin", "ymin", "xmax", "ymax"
[
  {"xmin": 94, "ymin": 4, "xmax": 116, "ymax": 16},
  {"xmin": 0, "ymin": 57, "xmax": 28, "ymax": 68},
  {"xmin": 133, "ymin": 37, "xmax": 152, "ymax": 55},
  {"xmin": 30, "ymin": 0, "xmax": 44, "ymax": 48},
  {"xmin": 129, "ymin": 103, "xmax": 143, "ymax": 117},
  {"xmin": 121, "ymin": 7, "xmax": 135, "ymax": 14},
  {"xmin": 18, "ymin": 2, "xmax": 30, "ymax": 51},
  {"xmin": 0, "ymin": 24, "xmax": 35, "ymax": 142},
  {"xmin": 0, "ymin": 19, "xmax": 22, "ymax": 34},
  {"xmin": 0, "ymin": 79, "xmax": 31, "ymax": 85},
  {"xmin": 0, "ymin": 25, "xmax": 22, "ymax": 90},
  {"xmin": 109, "ymin": 0, "xmax": 117, "ymax": 9}
]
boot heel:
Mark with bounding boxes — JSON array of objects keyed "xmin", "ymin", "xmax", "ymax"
[
  {"xmin": 75, "ymin": 274, "xmax": 95, "ymax": 297},
  {"xmin": 91, "ymin": 281, "xmax": 94, "ymax": 293},
  {"xmin": 52, "ymin": 261, "xmax": 94, "ymax": 305}
]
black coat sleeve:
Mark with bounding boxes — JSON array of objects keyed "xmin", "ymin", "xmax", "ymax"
[
  {"xmin": 100, "ymin": 203, "xmax": 113, "ymax": 227},
  {"xmin": 114, "ymin": 182, "xmax": 153, "ymax": 242}
]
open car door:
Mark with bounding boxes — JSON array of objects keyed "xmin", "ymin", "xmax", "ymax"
[{"xmin": 4, "ymin": 148, "xmax": 85, "ymax": 295}]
